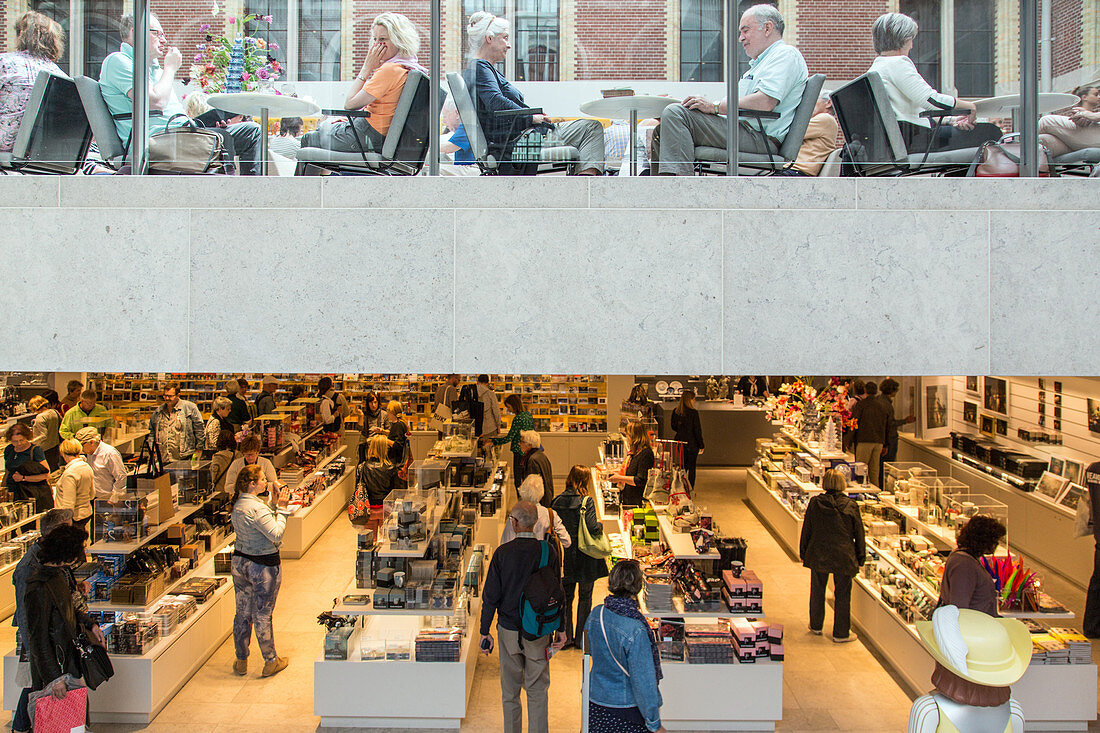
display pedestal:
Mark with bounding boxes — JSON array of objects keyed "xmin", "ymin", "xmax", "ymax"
[
  {"xmin": 659, "ymin": 661, "xmax": 783, "ymax": 732},
  {"xmin": 898, "ymin": 435, "xmax": 1093, "ymax": 589},
  {"xmin": 851, "ymin": 575, "xmax": 1097, "ymax": 731},
  {"xmin": 2, "ymin": 556, "xmax": 234, "ymax": 724},
  {"xmin": 745, "ymin": 469, "xmax": 802, "ymax": 560},
  {"xmin": 281, "ymin": 447, "xmax": 355, "ymax": 559}
]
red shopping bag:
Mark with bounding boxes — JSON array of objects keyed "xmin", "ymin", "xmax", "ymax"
[{"xmin": 33, "ymin": 686, "xmax": 86, "ymax": 733}]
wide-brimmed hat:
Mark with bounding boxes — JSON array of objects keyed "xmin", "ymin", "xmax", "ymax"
[{"xmin": 915, "ymin": 606, "xmax": 1030, "ymax": 687}]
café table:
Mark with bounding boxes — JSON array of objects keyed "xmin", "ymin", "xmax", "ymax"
[
  {"xmin": 579, "ymin": 95, "xmax": 680, "ymax": 175},
  {"xmin": 973, "ymin": 92, "xmax": 1079, "ymax": 119},
  {"xmin": 206, "ymin": 92, "xmax": 321, "ymax": 175}
]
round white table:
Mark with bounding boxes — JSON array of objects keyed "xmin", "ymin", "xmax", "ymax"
[
  {"xmin": 579, "ymin": 95, "xmax": 681, "ymax": 175},
  {"xmin": 206, "ymin": 92, "xmax": 321, "ymax": 175},
  {"xmin": 973, "ymin": 92, "xmax": 1078, "ymax": 118}
]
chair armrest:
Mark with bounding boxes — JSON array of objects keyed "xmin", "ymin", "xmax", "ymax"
[
  {"xmin": 919, "ymin": 107, "xmax": 967, "ymax": 119},
  {"xmin": 322, "ymin": 109, "xmax": 370, "ymax": 117},
  {"xmin": 737, "ymin": 108, "xmax": 780, "ymax": 120},
  {"xmin": 110, "ymin": 110, "xmax": 165, "ymax": 120},
  {"xmin": 492, "ymin": 107, "xmax": 542, "ymax": 117}
]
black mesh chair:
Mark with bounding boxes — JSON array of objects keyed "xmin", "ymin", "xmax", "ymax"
[
  {"xmin": 1, "ymin": 71, "xmax": 92, "ymax": 174},
  {"xmin": 296, "ymin": 69, "xmax": 432, "ymax": 176},
  {"xmin": 831, "ymin": 71, "xmax": 979, "ymax": 176}
]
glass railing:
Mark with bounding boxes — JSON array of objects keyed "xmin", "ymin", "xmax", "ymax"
[{"xmin": 0, "ymin": 0, "xmax": 1095, "ymax": 176}]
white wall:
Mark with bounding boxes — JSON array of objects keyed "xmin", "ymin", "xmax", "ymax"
[{"xmin": 1, "ymin": 176, "xmax": 1098, "ymax": 375}]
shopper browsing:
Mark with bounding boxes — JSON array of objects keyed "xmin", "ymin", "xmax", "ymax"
[
  {"xmin": 55, "ymin": 440, "xmax": 93, "ymax": 529},
  {"xmin": 477, "ymin": 374, "xmax": 503, "ymax": 443},
  {"xmin": 361, "ymin": 392, "xmax": 389, "ymax": 437},
  {"xmin": 488, "ymin": 394, "xmax": 535, "ymax": 489},
  {"xmin": 27, "ymin": 395, "xmax": 62, "ymax": 470},
  {"xmin": 584, "ymin": 560, "xmax": 666, "ymax": 733},
  {"xmin": 75, "ymin": 427, "xmax": 127, "ymax": 504},
  {"xmin": 849, "ymin": 381, "xmax": 889, "ymax": 487},
  {"xmin": 500, "ymin": 475, "xmax": 570, "ymax": 548},
  {"xmin": 148, "ymin": 384, "xmax": 205, "ymax": 461},
  {"xmin": 58, "ymin": 389, "xmax": 110, "ymax": 440},
  {"xmin": 318, "ymin": 376, "xmax": 347, "ymax": 433},
  {"xmin": 799, "ymin": 468, "xmax": 865, "ymax": 643},
  {"xmin": 609, "ymin": 421, "xmax": 654, "ymax": 507},
  {"xmin": 227, "ymin": 378, "xmax": 254, "ymax": 428},
  {"xmin": 670, "ymin": 389, "xmax": 705, "ymax": 489},
  {"xmin": 59, "ymin": 380, "xmax": 83, "ymax": 415},
  {"xmin": 230, "ymin": 464, "xmax": 290, "ymax": 678},
  {"xmin": 551, "ymin": 465, "xmax": 609, "ymax": 649},
  {"xmin": 356, "ymin": 434, "xmax": 401, "ymax": 506},
  {"xmin": 480, "ymin": 501, "xmax": 565, "ymax": 733},
  {"xmin": 10, "ymin": 509, "xmax": 77, "ymax": 733},
  {"xmin": 3, "ymin": 423, "xmax": 51, "ymax": 510},
  {"xmin": 385, "ymin": 400, "xmax": 411, "ymax": 468},
  {"xmin": 224, "ymin": 435, "xmax": 279, "ymax": 494},
  {"xmin": 937, "ymin": 515, "xmax": 1005, "ymax": 617},
  {"xmin": 878, "ymin": 378, "xmax": 915, "ymax": 468},
  {"xmin": 24, "ymin": 525, "xmax": 103, "ymax": 713},
  {"xmin": 255, "ymin": 376, "xmax": 279, "ymax": 417},
  {"xmin": 203, "ymin": 396, "xmax": 234, "ymax": 457},
  {"xmin": 518, "ymin": 430, "xmax": 554, "ymax": 507}
]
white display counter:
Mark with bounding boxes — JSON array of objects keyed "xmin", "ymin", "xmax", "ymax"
[
  {"xmin": 281, "ymin": 446, "xmax": 355, "ymax": 559},
  {"xmin": 745, "ymin": 469, "xmax": 802, "ymax": 560},
  {"xmin": 411, "ymin": 431, "xmax": 607, "ymax": 479},
  {"xmin": 897, "ymin": 434, "xmax": 1094, "ymax": 589},
  {"xmin": 659, "ymin": 661, "xmax": 783, "ymax": 732},
  {"xmin": 2, "ymin": 549, "xmax": 235, "ymax": 724}
]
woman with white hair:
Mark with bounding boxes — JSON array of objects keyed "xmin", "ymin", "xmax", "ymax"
[
  {"xmin": 500, "ymin": 474, "xmax": 571, "ymax": 548},
  {"xmin": 868, "ymin": 13, "xmax": 1001, "ymax": 155},
  {"xmin": 301, "ymin": 12, "xmax": 422, "ymax": 153},
  {"xmin": 519, "ymin": 429, "xmax": 554, "ymax": 506},
  {"xmin": 463, "ymin": 11, "xmax": 605, "ymax": 174}
]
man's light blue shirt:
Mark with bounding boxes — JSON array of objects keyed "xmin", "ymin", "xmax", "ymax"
[
  {"xmin": 99, "ymin": 43, "xmax": 185, "ymax": 144},
  {"xmin": 736, "ymin": 39, "xmax": 808, "ymax": 140}
]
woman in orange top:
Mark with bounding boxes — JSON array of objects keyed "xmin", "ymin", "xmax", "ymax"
[{"xmin": 301, "ymin": 12, "xmax": 422, "ymax": 153}]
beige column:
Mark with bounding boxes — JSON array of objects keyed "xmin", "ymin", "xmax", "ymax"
[{"xmin": 560, "ymin": 0, "xmax": 576, "ymax": 80}]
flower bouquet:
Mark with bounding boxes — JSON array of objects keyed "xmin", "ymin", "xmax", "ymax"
[
  {"xmin": 188, "ymin": 8, "xmax": 282, "ymax": 93},
  {"xmin": 766, "ymin": 377, "xmax": 856, "ymax": 442}
]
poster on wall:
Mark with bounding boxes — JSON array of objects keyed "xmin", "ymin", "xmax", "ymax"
[
  {"xmin": 981, "ymin": 415, "xmax": 995, "ymax": 437},
  {"xmin": 921, "ymin": 378, "xmax": 951, "ymax": 440},
  {"xmin": 983, "ymin": 377, "xmax": 1008, "ymax": 415},
  {"xmin": 1088, "ymin": 399, "xmax": 1100, "ymax": 434},
  {"xmin": 965, "ymin": 376, "xmax": 979, "ymax": 393},
  {"xmin": 963, "ymin": 401, "xmax": 978, "ymax": 425}
]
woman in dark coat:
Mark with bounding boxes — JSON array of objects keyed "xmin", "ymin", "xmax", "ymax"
[
  {"xmin": 799, "ymin": 469, "xmax": 865, "ymax": 643},
  {"xmin": 610, "ymin": 421, "xmax": 654, "ymax": 507},
  {"xmin": 24, "ymin": 525, "xmax": 99, "ymax": 705},
  {"xmin": 551, "ymin": 465, "xmax": 610, "ymax": 648},
  {"xmin": 670, "ymin": 389, "xmax": 704, "ymax": 489}
]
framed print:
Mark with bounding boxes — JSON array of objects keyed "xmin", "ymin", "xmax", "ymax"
[
  {"xmin": 995, "ymin": 418, "xmax": 1008, "ymax": 436},
  {"xmin": 1088, "ymin": 399, "xmax": 1100, "ymax": 434},
  {"xmin": 1054, "ymin": 381, "xmax": 1063, "ymax": 393},
  {"xmin": 1059, "ymin": 483, "xmax": 1086, "ymax": 511},
  {"xmin": 965, "ymin": 376, "xmax": 979, "ymax": 393},
  {"xmin": 983, "ymin": 377, "xmax": 1008, "ymax": 415},
  {"xmin": 1035, "ymin": 471, "xmax": 1070, "ymax": 502},
  {"xmin": 1055, "ymin": 419, "xmax": 1062, "ymax": 431},
  {"xmin": 1050, "ymin": 457, "xmax": 1065, "ymax": 476},
  {"xmin": 1064, "ymin": 459, "xmax": 1083, "ymax": 486},
  {"xmin": 922, "ymin": 378, "xmax": 951, "ymax": 440},
  {"xmin": 1038, "ymin": 378, "xmax": 1046, "ymax": 390},
  {"xmin": 963, "ymin": 401, "xmax": 978, "ymax": 425},
  {"xmin": 981, "ymin": 415, "xmax": 995, "ymax": 437}
]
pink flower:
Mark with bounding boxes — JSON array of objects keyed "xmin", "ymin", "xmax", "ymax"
[
  {"xmin": 270, "ymin": 42, "xmax": 279, "ymax": 50},
  {"xmin": 257, "ymin": 67, "xmax": 269, "ymax": 79},
  {"xmin": 199, "ymin": 23, "xmax": 210, "ymax": 31},
  {"xmin": 262, "ymin": 14, "xmax": 273, "ymax": 22},
  {"xmin": 228, "ymin": 16, "xmax": 236, "ymax": 23},
  {"xmin": 194, "ymin": 53, "xmax": 203, "ymax": 62},
  {"xmin": 241, "ymin": 71, "xmax": 251, "ymax": 81}
]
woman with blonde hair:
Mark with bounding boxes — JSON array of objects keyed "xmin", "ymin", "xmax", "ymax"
[
  {"xmin": 56, "ymin": 439, "xmax": 94, "ymax": 530},
  {"xmin": 385, "ymin": 400, "xmax": 411, "ymax": 466},
  {"xmin": 204, "ymin": 395, "xmax": 234, "ymax": 456},
  {"xmin": 551, "ymin": 465, "xmax": 608, "ymax": 648},
  {"xmin": 609, "ymin": 421, "xmax": 654, "ymax": 507},
  {"xmin": 300, "ymin": 12, "xmax": 421, "ymax": 154},
  {"xmin": 357, "ymin": 433, "xmax": 401, "ymax": 506},
  {"xmin": 0, "ymin": 11, "xmax": 65, "ymax": 152}
]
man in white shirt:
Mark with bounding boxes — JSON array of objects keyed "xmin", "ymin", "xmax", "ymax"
[
  {"xmin": 75, "ymin": 427, "xmax": 127, "ymax": 503},
  {"xmin": 652, "ymin": 4, "xmax": 807, "ymax": 175}
]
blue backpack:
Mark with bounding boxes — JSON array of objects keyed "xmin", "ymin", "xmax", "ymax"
[{"xmin": 520, "ymin": 540, "xmax": 564, "ymax": 641}]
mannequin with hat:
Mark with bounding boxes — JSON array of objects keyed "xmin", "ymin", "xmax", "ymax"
[{"xmin": 908, "ymin": 605, "xmax": 1028, "ymax": 733}]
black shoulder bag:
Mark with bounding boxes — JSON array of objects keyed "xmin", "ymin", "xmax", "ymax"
[{"xmin": 45, "ymin": 581, "xmax": 114, "ymax": 690}]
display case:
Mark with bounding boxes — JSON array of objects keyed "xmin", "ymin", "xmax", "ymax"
[
  {"xmin": 253, "ymin": 412, "xmax": 289, "ymax": 452},
  {"xmin": 432, "ymin": 421, "xmax": 476, "ymax": 458},
  {"xmin": 881, "ymin": 461, "xmax": 937, "ymax": 493}
]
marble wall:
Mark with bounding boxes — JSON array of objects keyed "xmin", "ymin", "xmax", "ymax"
[{"xmin": 2, "ymin": 176, "xmax": 1096, "ymax": 374}]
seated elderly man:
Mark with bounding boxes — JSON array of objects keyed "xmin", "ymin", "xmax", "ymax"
[
  {"xmin": 789, "ymin": 92, "xmax": 838, "ymax": 176},
  {"xmin": 652, "ymin": 4, "xmax": 807, "ymax": 175},
  {"xmin": 99, "ymin": 13, "xmax": 262, "ymax": 174}
]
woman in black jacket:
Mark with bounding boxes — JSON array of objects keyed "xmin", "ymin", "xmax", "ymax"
[
  {"xmin": 670, "ymin": 389, "xmax": 704, "ymax": 489},
  {"xmin": 610, "ymin": 421, "xmax": 654, "ymax": 507},
  {"xmin": 24, "ymin": 525, "xmax": 100, "ymax": 707},
  {"xmin": 551, "ymin": 465, "xmax": 610, "ymax": 648},
  {"xmin": 799, "ymin": 469, "xmax": 865, "ymax": 643}
]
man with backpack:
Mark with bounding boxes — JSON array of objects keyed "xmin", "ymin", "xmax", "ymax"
[{"xmin": 480, "ymin": 501, "xmax": 566, "ymax": 733}]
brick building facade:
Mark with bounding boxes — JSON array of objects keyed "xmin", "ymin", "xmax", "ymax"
[{"xmin": 1, "ymin": 0, "xmax": 1095, "ymax": 94}]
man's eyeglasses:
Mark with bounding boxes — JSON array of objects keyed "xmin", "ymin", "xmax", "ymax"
[{"xmin": 150, "ymin": 29, "xmax": 166, "ymax": 38}]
